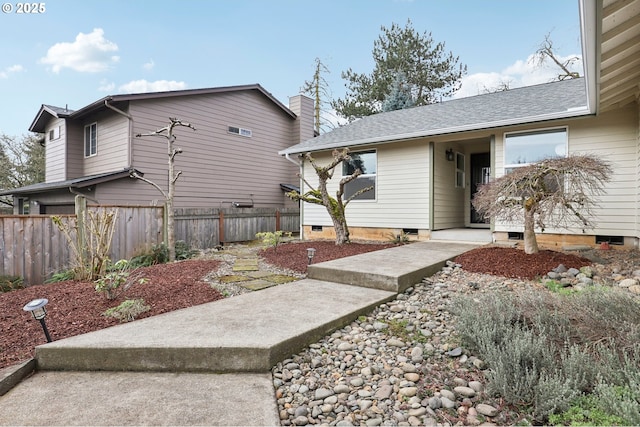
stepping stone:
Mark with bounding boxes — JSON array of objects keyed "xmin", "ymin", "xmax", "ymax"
[
  {"xmin": 263, "ymin": 275, "xmax": 298, "ymax": 285},
  {"xmin": 218, "ymin": 275, "xmax": 251, "ymax": 284},
  {"xmin": 240, "ymin": 280, "xmax": 276, "ymax": 291},
  {"xmin": 246, "ymin": 271, "xmax": 275, "ymax": 279},
  {"xmin": 232, "ymin": 264, "xmax": 259, "ymax": 272},
  {"xmin": 234, "ymin": 257, "xmax": 258, "ymax": 263}
]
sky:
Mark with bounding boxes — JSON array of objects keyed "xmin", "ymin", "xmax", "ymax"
[{"xmin": 0, "ymin": 0, "xmax": 583, "ymax": 138}]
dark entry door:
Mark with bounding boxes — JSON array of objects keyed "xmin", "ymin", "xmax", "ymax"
[{"xmin": 470, "ymin": 153, "xmax": 490, "ymax": 224}]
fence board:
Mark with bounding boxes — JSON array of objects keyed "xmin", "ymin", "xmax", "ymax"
[
  {"xmin": 0, "ymin": 205, "xmax": 298, "ymax": 285},
  {"xmin": 174, "ymin": 207, "xmax": 299, "ymax": 249}
]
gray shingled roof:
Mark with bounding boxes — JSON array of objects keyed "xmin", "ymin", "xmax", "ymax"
[{"xmin": 280, "ymin": 78, "xmax": 589, "ymax": 155}]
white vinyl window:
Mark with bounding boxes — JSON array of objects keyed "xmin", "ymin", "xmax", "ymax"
[
  {"xmin": 84, "ymin": 122, "xmax": 97, "ymax": 157},
  {"xmin": 228, "ymin": 126, "xmax": 252, "ymax": 137},
  {"xmin": 342, "ymin": 150, "xmax": 376, "ymax": 201},
  {"xmin": 504, "ymin": 128, "xmax": 567, "ymax": 172},
  {"xmin": 49, "ymin": 126, "xmax": 60, "ymax": 141}
]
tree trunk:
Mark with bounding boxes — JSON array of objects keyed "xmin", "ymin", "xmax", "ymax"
[
  {"xmin": 332, "ymin": 215, "xmax": 350, "ymax": 245},
  {"xmin": 167, "ymin": 136, "xmax": 176, "ymax": 261},
  {"xmin": 523, "ymin": 206, "xmax": 539, "ymax": 254}
]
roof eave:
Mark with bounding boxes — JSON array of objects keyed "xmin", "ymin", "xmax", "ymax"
[
  {"xmin": 71, "ymin": 84, "xmax": 296, "ymax": 120},
  {"xmin": 579, "ymin": 0, "xmax": 602, "ymax": 115},
  {"xmin": 279, "ymin": 107, "xmax": 594, "ymax": 155}
]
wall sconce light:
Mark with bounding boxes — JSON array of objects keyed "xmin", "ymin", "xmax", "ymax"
[
  {"xmin": 446, "ymin": 148, "xmax": 455, "ymax": 161},
  {"xmin": 23, "ymin": 298, "xmax": 52, "ymax": 343},
  {"xmin": 307, "ymin": 247, "xmax": 316, "ymax": 265}
]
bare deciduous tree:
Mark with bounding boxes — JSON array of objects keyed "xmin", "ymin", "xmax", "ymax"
[
  {"xmin": 134, "ymin": 117, "xmax": 196, "ymax": 261},
  {"xmin": 531, "ymin": 33, "xmax": 581, "ymax": 81},
  {"xmin": 472, "ymin": 154, "xmax": 612, "ymax": 254},
  {"xmin": 287, "ymin": 148, "xmax": 372, "ymax": 245},
  {"xmin": 301, "ymin": 57, "xmax": 338, "ymax": 134}
]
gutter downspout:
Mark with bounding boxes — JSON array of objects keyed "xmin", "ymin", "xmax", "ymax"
[
  {"xmin": 104, "ymin": 100, "xmax": 134, "ymax": 167},
  {"xmin": 284, "ymin": 153, "xmax": 304, "ymax": 240}
]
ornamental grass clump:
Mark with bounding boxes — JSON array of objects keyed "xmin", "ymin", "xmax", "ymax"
[
  {"xmin": 452, "ymin": 287, "xmax": 640, "ymax": 424},
  {"xmin": 103, "ymin": 298, "xmax": 151, "ymax": 323}
]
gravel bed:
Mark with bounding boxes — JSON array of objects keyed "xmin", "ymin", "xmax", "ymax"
[{"xmin": 273, "ymin": 248, "xmax": 640, "ymax": 426}]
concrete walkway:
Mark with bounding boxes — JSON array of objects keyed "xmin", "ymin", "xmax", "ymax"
[{"xmin": 0, "ymin": 241, "xmax": 479, "ymax": 426}]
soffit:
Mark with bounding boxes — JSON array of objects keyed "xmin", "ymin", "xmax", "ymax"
[{"xmin": 599, "ymin": 0, "xmax": 640, "ymax": 111}]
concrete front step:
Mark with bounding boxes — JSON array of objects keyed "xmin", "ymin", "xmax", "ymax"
[
  {"xmin": 307, "ymin": 241, "xmax": 480, "ymax": 293},
  {"xmin": 0, "ymin": 371, "xmax": 280, "ymax": 426},
  {"xmin": 35, "ymin": 279, "xmax": 396, "ymax": 373}
]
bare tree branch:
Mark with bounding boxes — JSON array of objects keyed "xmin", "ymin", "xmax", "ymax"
[{"xmin": 473, "ymin": 154, "xmax": 612, "ymax": 254}]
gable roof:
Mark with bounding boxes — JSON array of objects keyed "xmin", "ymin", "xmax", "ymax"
[
  {"xmin": 280, "ymin": 78, "xmax": 589, "ymax": 155},
  {"xmin": 30, "ymin": 84, "xmax": 295, "ymax": 133}
]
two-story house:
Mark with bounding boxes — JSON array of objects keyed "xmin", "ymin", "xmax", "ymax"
[{"xmin": 3, "ymin": 84, "xmax": 313, "ymax": 214}]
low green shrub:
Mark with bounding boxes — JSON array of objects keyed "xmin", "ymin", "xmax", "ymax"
[
  {"xmin": 453, "ymin": 287, "xmax": 640, "ymax": 424},
  {"xmin": 129, "ymin": 241, "xmax": 196, "ymax": 268},
  {"xmin": 256, "ymin": 231, "xmax": 292, "ymax": 252},
  {"xmin": 175, "ymin": 240, "xmax": 197, "ymax": 260},
  {"xmin": 45, "ymin": 270, "xmax": 76, "ymax": 283},
  {"xmin": 548, "ymin": 394, "xmax": 626, "ymax": 426},
  {"xmin": 129, "ymin": 244, "xmax": 169, "ymax": 268},
  {"xmin": 94, "ymin": 259, "xmax": 147, "ymax": 300},
  {"xmin": 0, "ymin": 275, "xmax": 23, "ymax": 292},
  {"xmin": 103, "ymin": 298, "xmax": 151, "ymax": 322},
  {"xmin": 387, "ymin": 231, "xmax": 410, "ymax": 244}
]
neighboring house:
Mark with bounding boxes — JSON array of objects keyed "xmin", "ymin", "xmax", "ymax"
[
  {"xmin": 280, "ymin": 0, "xmax": 640, "ymax": 249},
  {"xmin": 2, "ymin": 85, "xmax": 314, "ymax": 214}
]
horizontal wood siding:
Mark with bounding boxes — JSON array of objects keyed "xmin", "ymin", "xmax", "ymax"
[
  {"xmin": 83, "ymin": 111, "xmax": 129, "ymax": 175},
  {"xmin": 490, "ymin": 106, "xmax": 639, "ymax": 237},
  {"xmin": 66, "ymin": 121, "xmax": 84, "ymax": 179},
  {"xmin": 302, "ymin": 142, "xmax": 430, "ymax": 228},
  {"xmin": 128, "ymin": 90, "xmax": 299, "ymax": 209},
  {"xmin": 174, "ymin": 207, "xmax": 300, "ymax": 248},
  {"xmin": 432, "ymin": 142, "xmax": 465, "ymax": 229},
  {"xmin": 45, "ymin": 118, "xmax": 67, "ymax": 182},
  {"xmin": 569, "ymin": 105, "xmax": 638, "ymax": 236}
]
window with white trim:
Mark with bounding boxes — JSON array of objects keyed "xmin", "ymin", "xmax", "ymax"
[
  {"xmin": 228, "ymin": 126, "xmax": 252, "ymax": 137},
  {"xmin": 504, "ymin": 128, "xmax": 567, "ymax": 172},
  {"xmin": 49, "ymin": 126, "xmax": 60, "ymax": 141},
  {"xmin": 84, "ymin": 122, "xmax": 97, "ymax": 157},
  {"xmin": 343, "ymin": 150, "xmax": 376, "ymax": 201}
]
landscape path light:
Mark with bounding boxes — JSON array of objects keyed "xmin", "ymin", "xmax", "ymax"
[
  {"xmin": 307, "ymin": 247, "xmax": 316, "ymax": 265},
  {"xmin": 23, "ymin": 298, "xmax": 52, "ymax": 343}
]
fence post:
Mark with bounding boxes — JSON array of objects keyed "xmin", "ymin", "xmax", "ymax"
[
  {"xmin": 219, "ymin": 210, "xmax": 225, "ymax": 245},
  {"xmin": 74, "ymin": 195, "xmax": 87, "ymax": 263},
  {"xmin": 276, "ymin": 210, "xmax": 281, "ymax": 231}
]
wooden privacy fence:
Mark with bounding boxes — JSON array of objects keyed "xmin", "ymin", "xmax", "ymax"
[
  {"xmin": 0, "ymin": 205, "xmax": 164, "ymax": 286},
  {"xmin": 174, "ymin": 207, "xmax": 300, "ymax": 249},
  {"xmin": 0, "ymin": 205, "xmax": 299, "ymax": 286}
]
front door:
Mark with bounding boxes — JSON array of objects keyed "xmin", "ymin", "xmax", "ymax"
[{"xmin": 470, "ymin": 152, "xmax": 490, "ymax": 224}]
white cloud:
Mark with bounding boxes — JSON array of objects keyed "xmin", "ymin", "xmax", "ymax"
[
  {"xmin": 98, "ymin": 79, "xmax": 116, "ymax": 92},
  {"xmin": 143, "ymin": 59, "xmax": 155, "ymax": 70},
  {"xmin": 0, "ymin": 64, "xmax": 24, "ymax": 78},
  {"xmin": 118, "ymin": 79, "xmax": 187, "ymax": 93},
  {"xmin": 40, "ymin": 28, "xmax": 119, "ymax": 73},
  {"xmin": 454, "ymin": 53, "xmax": 583, "ymax": 99}
]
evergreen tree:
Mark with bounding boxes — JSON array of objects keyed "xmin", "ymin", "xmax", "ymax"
[
  {"xmin": 0, "ymin": 133, "xmax": 45, "ymax": 208},
  {"xmin": 382, "ymin": 71, "xmax": 415, "ymax": 112},
  {"xmin": 332, "ymin": 19, "xmax": 466, "ymax": 122}
]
